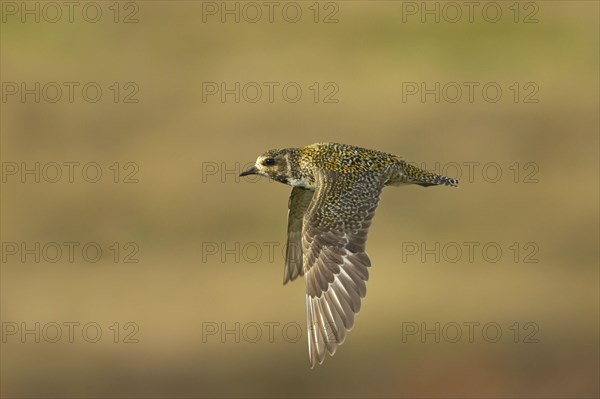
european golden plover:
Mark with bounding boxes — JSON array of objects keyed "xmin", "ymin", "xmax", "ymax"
[{"xmin": 240, "ymin": 142, "xmax": 458, "ymax": 367}]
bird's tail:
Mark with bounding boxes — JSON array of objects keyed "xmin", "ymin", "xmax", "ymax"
[{"xmin": 389, "ymin": 161, "xmax": 459, "ymax": 187}]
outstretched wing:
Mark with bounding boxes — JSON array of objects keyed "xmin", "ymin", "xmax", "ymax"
[
  {"xmin": 302, "ymin": 168, "xmax": 391, "ymax": 367},
  {"xmin": 284, "ymin": 187, "xmax": 314, "ymax": 284}
]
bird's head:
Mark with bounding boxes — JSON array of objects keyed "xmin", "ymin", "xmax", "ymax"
[{"xmin": 240, "ymin": 148, "xmax": 297, "ymax": 185}]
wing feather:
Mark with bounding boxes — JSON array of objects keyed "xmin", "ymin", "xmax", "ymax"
[
  {"xmin": 302, "ymin": 168, "xmax": 391, "ymax": 367},
  {"xmin": 284, "ymin": 187, "xmax": 314, "ymax": 284}
]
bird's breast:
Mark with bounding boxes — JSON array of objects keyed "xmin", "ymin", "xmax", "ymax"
[{"xmin": 286, "ymin": 177, "xmax": 315, "ymax": 190}]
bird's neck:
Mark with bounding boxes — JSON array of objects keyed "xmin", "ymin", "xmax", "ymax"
[{"xmin": 286, "ymin": 148, "xmax": 316, "ymax": 189}]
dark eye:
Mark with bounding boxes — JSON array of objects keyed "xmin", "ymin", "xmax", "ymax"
[{"xmin": 263, "ymin": 158, "xmax": 276, "ymax": 166}]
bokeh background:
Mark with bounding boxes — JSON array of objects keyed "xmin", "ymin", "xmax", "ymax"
[{"xmin": 1, "ymin": 1, "xmax": 598, "ymax": 397}]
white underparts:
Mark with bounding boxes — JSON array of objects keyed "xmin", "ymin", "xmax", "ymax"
[{"xmin": 287, "ymin": 178, "xmax": 314, "ymax": 189}]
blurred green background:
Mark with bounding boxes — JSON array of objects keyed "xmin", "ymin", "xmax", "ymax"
[{"xmin": 1, "ymin": 1, "xmax": 598, "ymax": 397}]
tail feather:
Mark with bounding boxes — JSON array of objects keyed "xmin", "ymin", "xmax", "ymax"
[{"xmin": 392, "ymin": 161, "xmax": 459, "ymax": 187}]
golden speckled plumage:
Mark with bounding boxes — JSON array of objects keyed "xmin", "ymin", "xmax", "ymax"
[
  {"xmin": 299, "ymin": 142, "xmax": 395, "ymax": 173},
  {"xmin": 240, "ymin": 142, "xmax": 458, "ymax": 368},
  {"xmin": 257, "ymin": 142, "xmax": 458, "ymax": 188}
]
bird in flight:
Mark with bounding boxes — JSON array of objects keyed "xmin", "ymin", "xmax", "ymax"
[{"xmin": 240, "ymin": 142, "xmax": 458, "ymax": 367}]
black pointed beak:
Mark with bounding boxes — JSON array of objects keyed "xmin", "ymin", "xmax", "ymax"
[{"xmin": 240, "ymin": 166, "xmax": 258, "ymax": 177}]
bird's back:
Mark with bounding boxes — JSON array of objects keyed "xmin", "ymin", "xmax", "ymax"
[
  {"xmin": 299, "ymin": 143, "xmax": 458, "ymax": 188},
  {"xmin": 300, "ymin": 143, "xmax": 400, "ymax": 174}
]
